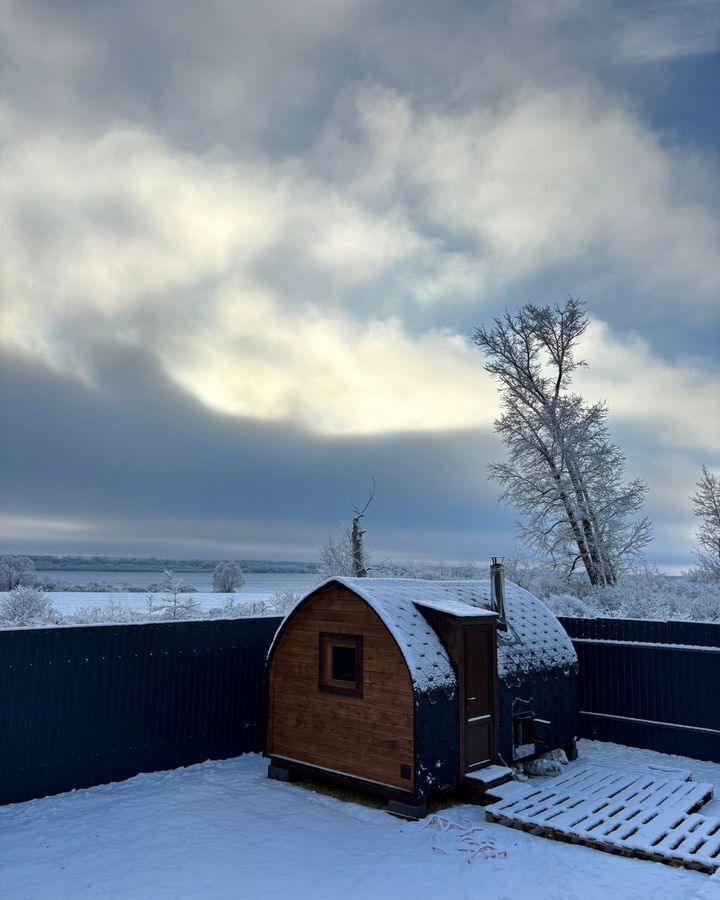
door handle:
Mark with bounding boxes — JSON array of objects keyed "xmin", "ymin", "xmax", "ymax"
[{"xmin": 467, "ymin": 696, "xmax": 477, "ymax": 700}]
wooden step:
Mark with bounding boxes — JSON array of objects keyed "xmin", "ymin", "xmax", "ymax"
[{"xmin": 464, "ymin": 765, "xmax": 514, "ymax": 791}]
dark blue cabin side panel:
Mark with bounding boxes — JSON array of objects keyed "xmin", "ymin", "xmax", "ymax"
[
  {"xmin": 498, "ymin": 668, "xmax": 579, "ymax": 762},
  {"xmin": 413, "ymin": 685, "xmax": 459, "ymax": 798}
]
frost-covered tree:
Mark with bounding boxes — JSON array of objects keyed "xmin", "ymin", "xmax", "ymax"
[
  {"xmin": 691, "ymin": 466, "xmax": 720, "ymax": 578},
  {"xmin": 319, "ymin": 480, "xmax": 376, "ymax": 577},
  {"xmin": 212, "ymin": 561, "xmax": 245, "ymax": 592},
  {"xmin": 148, "ymin": 569, "xmax": 200, "ymax": 620},
  {"xmin": 271, "ymin": 587, "xmax": 303, "ymax": 615},
  {"xmin": 319, "ymin": 527, "xmax": 357, "ymax": 576},
  {"xmin": 474, "ymin": 299, "xmax": 652, "ymax": 586},
  {"xmin": 0, "ymin": 585, "xmax": 55, "ymax": 625},
  {"xmin": 0, "ymin": 555, "xmax": 37, "ymax": 590}
]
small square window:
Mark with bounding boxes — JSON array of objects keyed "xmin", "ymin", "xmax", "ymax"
[
  {"xmin": 319, "ymin": 633, "xmax": 363, "ymax": 697},
  {"xmin": 332, "ymin": 645, "xmax": 357, "ymax": 682}
]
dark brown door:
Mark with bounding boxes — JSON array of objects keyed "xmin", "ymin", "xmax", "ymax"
[{"xmin": 464, "ymin": 628, "xmax": 494, "ymax": 771}]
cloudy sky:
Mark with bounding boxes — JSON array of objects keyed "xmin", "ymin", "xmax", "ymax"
[{"xmin": 1, "ymin": 0, "xmax": 719, "ymax": 570}]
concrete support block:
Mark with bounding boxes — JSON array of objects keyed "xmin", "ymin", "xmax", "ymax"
[
  {"xmin": 387, "ymin": 798, "xmax": 427, "ymax": 820},
  {"xmin": 268, "ymin": 763, "xmax": 297, "ymax": 783}
]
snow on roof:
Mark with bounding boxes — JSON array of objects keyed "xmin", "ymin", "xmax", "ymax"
[
  {"xmin": 413, "ymin": 597, "xmax": 497, "ymax": 618},
  {"xmin": 313, "ymin": 576, "xmax": 577, "ymax": 692},
  {"xmin": 472, "ymin": 578, "xmax": 579, "ymax": 678},
  {"xmin": 324, "ymin": 577, "xmax": 457, "ymax": 694}
]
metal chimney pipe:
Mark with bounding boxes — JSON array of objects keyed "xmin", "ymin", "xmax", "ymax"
[{"xmin": 490, "ymin": 557, "xmax": 508, "ymax": 630}]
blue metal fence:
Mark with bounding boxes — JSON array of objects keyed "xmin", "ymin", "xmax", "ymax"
[
  {"xmin": 559, "ymin": 617, "xmax": 720, "ymax": 763},
  {"xmin": 0, "ymin": 616, "xmax": 282, "ymax": 805},
  {"xmin": 2, "ymin": 614, "xmax": 718, "ymax": 807}
]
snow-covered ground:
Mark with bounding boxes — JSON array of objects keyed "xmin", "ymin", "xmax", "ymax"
[
  {"xmin": 0, "ymin": 573, "xmax": 321, "ymax": 624},
  {"xmin": 27, "ymin": 590, "xmax": 279, "ymax": 616},
  {"xmin": 2, "ymin": 741, "xmax": 718, "ymax": 900},
  {"xmin": 37, "ymin": 572, "xmax": 318, "ymax": 613},
  {"xmin": 34, "ymin": 571, "xmax": 320, "ymax": 594}
]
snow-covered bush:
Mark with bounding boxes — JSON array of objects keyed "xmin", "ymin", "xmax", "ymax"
[
  {"xmin": 202, "ymin": 596, "xmax": 271, "ymax": 618},
  {"xmin": 63, "ymin": 600, "xmax": 138, "ymax": 625},
  {"xmin": 212, "ymin": 561, "xmax": 245, "ymax": 593},
  {"xmin": 0, "ymin": 556, "xmax": 37, "ymax": 591},
  {"xmin": 211, "ymin": 597, "xmax": 249, "ymax": 618},
  {"xmin": 246, "ymin": 599, "xmax": 268, "ymax": 616},
  {"xmin": 37, "ymin": 578, "xmax": 138, "ymax": 592},
  {"xmin": 538, "ymin": 570, "xmax": 720, "ymax": 622},
  {"xmin": 538, "ymin": 592, "xmax": 594, "ymax": 618},
  {"xmin": 270, "ymin": 587, "xmax": 303, "ymax": 615},
  {"xmin": 379, "ymin": 560, "xmax": 483, "ymax": 580},
  {"xmin": 146, "ymin": 576, "xmax": 197, "ymax": 593},
  {"xmin": 145, "ymin": 585, "xmax": 202, "ymax": 621},
  {"xmin": 0, "ymin": 586, "xmax": 56, "ymax": 626},
  {"xmin": 319, "ymin": 528, "xmax": 356, "ymax": 576},
  {"xmin": 495, "ymin": 541, "xmax": 720, "ymax": 622}
]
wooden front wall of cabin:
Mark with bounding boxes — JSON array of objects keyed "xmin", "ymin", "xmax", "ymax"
[{"xmin": 267, "ymin": 584, "xmax": 416, "ymax": 792}]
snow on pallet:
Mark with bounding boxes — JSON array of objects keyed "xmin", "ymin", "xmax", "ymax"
[{"xmin": 486, "ymin": 762, "xmax": 720, "ymax": 873}]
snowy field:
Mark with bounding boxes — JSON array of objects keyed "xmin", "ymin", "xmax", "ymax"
[
  {"xmin": 0, "ymin": 573, "xmax": 320, "ymax": 621},
  {"xmin": 5, "ymin": 569, "xmax": 719, "ymax": 626},
  {"xmin": 39, "ymin": 572, "xmax": 322, "ymax": 615},
  {"xmin": 34, "ymin": 571, "xmax": 319, "ymax": 594},
  {"xmin": 30, "ymin": 589, "xmax": 296, "ymax": 617},
  {"xmin": 3, "ymin": 741, "xmax": 719, "ymax": 900}
]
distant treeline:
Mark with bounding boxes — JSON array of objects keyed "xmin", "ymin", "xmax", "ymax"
[{"xmin": 28, "ymin": 555, "xmax": 321, "ymax": 574}]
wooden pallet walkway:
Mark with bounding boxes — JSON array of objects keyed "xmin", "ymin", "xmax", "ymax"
[{"xmin": 486, "ymin": 763, "xmax": 719, "ymax": 874}]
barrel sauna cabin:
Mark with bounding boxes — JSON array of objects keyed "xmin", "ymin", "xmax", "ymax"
[{"xmin": 265, "ymin": 573, "xmax": 578, "ymax": 817}]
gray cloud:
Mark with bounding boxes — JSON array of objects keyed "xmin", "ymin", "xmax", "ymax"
[
  {"xmin": 0, "ymin": 0, "xmax": 718, "ymax": 568},
  {"xmin": 0, "ymin": 350, "xmax": 515, "ymax": 560},
  {"xmin": 1, "ymin": 347, "xmax": 713, "ymax": 569},
  {"xmin": 615, "ymin": 0, "xmax": 720, "ymax": 62}
]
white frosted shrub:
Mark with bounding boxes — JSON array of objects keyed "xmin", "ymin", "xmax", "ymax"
[
  {"xmin": 64, "ymin": 601, "xmax": 138, "ymax": 625},
  {"xmin": 0, "ymin": 586, "xmax": 56, "ymax": 625},
  {"xmin": 540, "ymin": 570, "xmax": 720, "ymax": 622},
  {"xmin": 270, "ymin": 588, "xmax": 303, "ymax": 615},
  {"xmin": 212, "ymin": 561, "xmax": 245, "ymax": 593},
  {"xmin": 541, "ymin": 593, "xmax": 594, "ymax": 618}
]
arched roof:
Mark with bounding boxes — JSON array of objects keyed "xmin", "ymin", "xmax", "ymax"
[{"xmin": 269, "ymin": 576, "xmax": 577, "ymax": 694}]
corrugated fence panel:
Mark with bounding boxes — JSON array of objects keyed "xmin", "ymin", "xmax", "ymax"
[
  {"xmin": 4, "ymin": 614, "xmax": 718, "ymax": 806},
  {"xmin": 0, "ymin": 617, "xmax": 282, "ymax": 805},
  {"xmin": 559, "ymin": 616, "xmax": 720, "ymax": 647},
  {"xmin": 559, "ymin": 616, "xmax": 720, "ymax": 763}
]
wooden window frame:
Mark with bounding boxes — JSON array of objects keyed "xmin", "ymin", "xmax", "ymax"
[{"xmin": 319, "ymin": 632, "xmax": 363, "ymax": 698}]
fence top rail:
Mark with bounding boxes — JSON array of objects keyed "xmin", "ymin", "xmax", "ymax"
[
  {"xmin": 0, "ymin": 615, "xmax": 284, "ymax": 637},
  {"xmin": 559, "ymin": 616, "xmax": 720, "ymax": 627},
  {"xmin": 558, "ymin": 616, "xmax": 720, "ymax": 649},
  {"xmin": 571, "ymin": 637, "xmax": 720, "ymax": 654}
]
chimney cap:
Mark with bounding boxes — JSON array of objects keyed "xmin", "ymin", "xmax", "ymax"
[{"xmin": 491, "ymin": 556, "xmax": 505, "ymax": 567}]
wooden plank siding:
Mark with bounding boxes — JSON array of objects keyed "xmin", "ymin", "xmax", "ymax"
[{"xmin": 268, "ymin": 585, "xmax": 415, "ymax": 791}]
